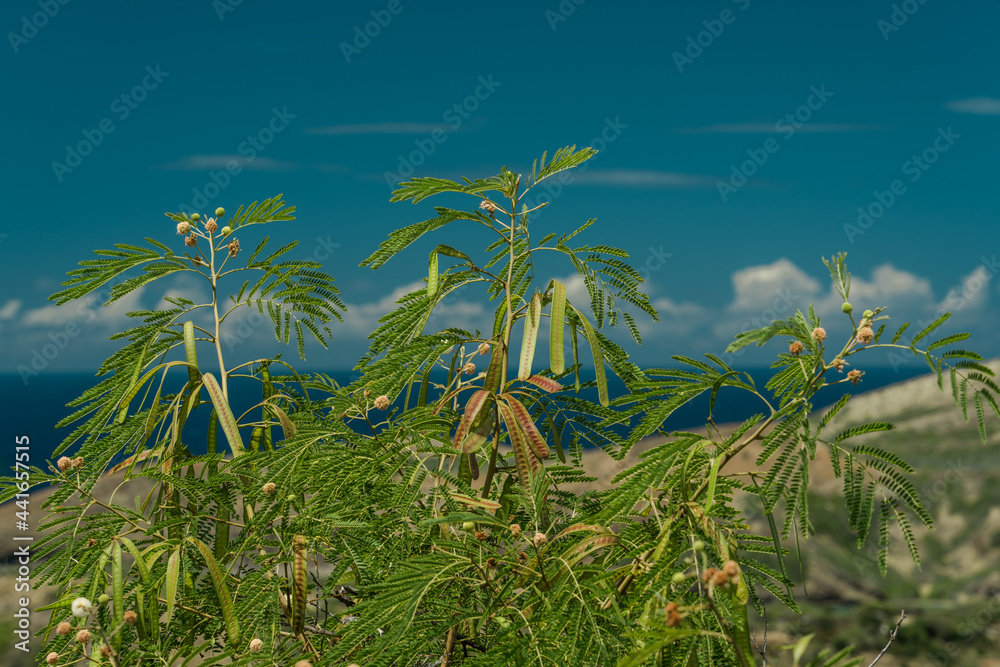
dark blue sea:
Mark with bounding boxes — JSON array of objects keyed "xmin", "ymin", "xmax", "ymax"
[{"xmin": 0, "ymin": 367, "xmax": 928, "ymax": 474}]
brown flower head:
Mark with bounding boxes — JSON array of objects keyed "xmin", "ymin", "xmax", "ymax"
[
  {"xmin": 373, "ymin": 395, "xmax": 390, "ymax": 410},
  {"xmin": 477, "ymin": 342, "xmax": 491, "ymax": 356},
  {"xmin": 263, "ymin": 482, "xmax": 276, "ymax": 495},
  {"xmin": 462, "ymin": 362, "xmax": 476, "ymax": 375},
  {"xmin": 723, "ymin": 560, "xmax": 740, "ymax": 578},
  {"xmin": 176, "ymin": 221, "xmax": 191, "ymax": 235},
  {"xmin": 474, "ymin": 530, "xmax": 489, "ymax": 542},
  {"xmin": 123, "ymin": 610, "xmax": 137, "ymax": 625},
  {"xmin": 205, "ymin": 218, "xmax": 218, "ymax": 233},
  {"xmin": 294, "ymin": 662, "xmax": 313, "ymax": 667},
  {"xmin": 100, "ymin": 645, "xmax": 113, "ymax": 658},
  {"xmin": 479, "ymin": 199, "xmax": 497, "ymax": 214},
  {"xmin": 72, "ymin": 457, "xmax": 84, "ymax": 470},
  {"xmin": 486, "ymin": 557, "xmax": 498, "ymax": 569},
  {"xmin": 789, "ymin": 341, "xmax": 804, "ymax": 355},
  {"xmin": 55, "ymin": 621, "xmax": 71, "ymax": 636},
  {"xmin": 57, "ymin": 456, "xmax": 72, "ymax": 472},
  {"xmin": 701, "ymin": 567, "xmax": 717, "ymax": 584},
  {"xmin": 248, "ymin": 637, "xmax": 264, "ymax": 653},
  {"xmin": 667, "ymin": 609, "xmax": 683, "ymax": 627},
  {"xmin": 812, "ymin": 327, "xmax": 827, "ymax": 343},
  {"xmin": 832, "ymin": 357, "xmax": 845, "ymax": 372},
  {"xmin": 856, "ymin": 326, "xmax": 874, "ymax": 344},
  {"xmin": 227, "ymin": 239, "xmax": 240, "ymax": 257},
  {"xmin": 517, "ymin": 551, "xmax": 528, "ymax": 563},
  {"xmin": 509, "ymin": 523, "xmax": 522, "ymax": 537},
  {"xmin": 185, "ymin": 233, "xmax": 198, "ymax": 247},
  {"xmin": 848, "ymin": 369, "xmax": 864, "ymax": 386},
  {"xmin": 711, "ymin": 569, "xmax": 730, "ymax": 586},
  {"xmin": 532, "ymin": 532, "xmax": 548, "ymax": 547},
  {"xmin": 46, "ymin": 653, "xmax": 60, "ymax": 666},
  {"xmin": 363, "ymin": 389, "xmax": 371, "ymax": 398},
  {"xmin": 75, "ymin": 629, "xmax": 92, "ymax": 644}
]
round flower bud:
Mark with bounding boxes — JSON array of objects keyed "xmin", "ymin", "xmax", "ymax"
[
  {"xmin": 55, "ymin": 621, "xmax": 71, "ymax": 635},
  {"xmin": 215, "ymin": 207, "xmax": 225, "ymax": 218},
  {"xmin": 75, "ymin": 629, "xmax": 92, "ymax": 644},
  {"xmin": 191, "ymin": 213, "xmax": 201, "ymax": 221},
  {"xmin": 248, "ymin": 637, "xmax": 264, "ymax": 653},
  {"xmin": 221, "ymin": 226, "xmax": 232, "ymax": 236},
  {"xmin": 71, "ymin": 597, "xmax": 93, "ymax": 618},
  {"xmin": 862, "ymin": 309, "xmax": 874, "ymax": 319},
  {"xmin": 57, "ymin": 456, "xmax": 72, "ymax": 472},
  {"xmin": 97, "ymin": 594, "xmax": 110, "ymax": 604},
  {"xmin": 46, "ymin": 652, "xmax": 60, "ymax": 665},
  {"xmin": 462, "ymin": 521, "xmax": 476, "ymax": 532},
  {"xmin": 123, "ymin": 610, "xmax": 137, "ymax": 625},
  {"xmin": 789, "ymin": 341, "xmax": 804, "ymax": 355},
  {"xmin": 477, "ymin": 342, "xmax": 491, "ymax": 356},
  {"xmin": 374, "ymin": 395, "xmax": 390, "ymax": 410},
  {"xmin": 263, "ymin": 482, "xmax": 276, "ymax": 495},
  {"xmin": 856, "ymin": 326, "xmax": 874, "ymax": 344},
  {"xmin": 812, "ymin": 327, "xmax": 826, "ymax": 343},
  {"xmin": 671, "ymin": 572, "xmax": 687, "ymax": 584},
  {"xmin": 841, "ymin": 301, "xmax": 853, "ymax": 314},
  {"xmin": 692, "ymin": 540, "xmax": 705, "ymax": 552}
]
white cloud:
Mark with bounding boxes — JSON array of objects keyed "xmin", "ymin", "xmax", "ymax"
[
  {"xmin": 304, "ymin": 122, "xmax": 457, "ymax": 135},
  {"xmin": 0, "ymin": 299, "xmax": 21, "ymax": 320},
  {"xmin": 676, "ymin": 123, "xmax": 883, "ymax": 134},
  {"xmin": 570, "ymin": 169, "xmax": 715, "ymax": 188},
  {"xmin": 727, "ymin": 259, "xmax": 822, "ymax": 313},
  {"xmin": 944, "ymin": 98, "xmax": 1000, "ymax": 115},
  {"xmin": 21, "ymin": 287, "xmax": 147, "ymax": 329},
  {"xmin": 158, "ymin": 154, "xmax": 299, "ymax": 171}
]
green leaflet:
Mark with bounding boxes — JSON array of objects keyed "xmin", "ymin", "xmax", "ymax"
[
  {"xmin": 186, "ymin": 537, "xmax": 241, "ymax": 646},
  {"xmin": 291, "ymin": 535, "xmax": 307, "ymax": 635},
  {"xmin": 549, "ymin": 279, "xmax": 566, "ymax": 374},
  {"xmin": 519, "ymin": 293, "xmax": 542, "ymax": 381},
  {"xmin": 164, "ymin": 546, "xmax": 181, "ymax": 629},
  {"xmin": 202, "ymin": 372, "xmax": 245, "ymax": 456},
  {"xmin": 183, "ymin": 321, "xmax": 200, "ymax": 409},
  {"xmin": 571, "ymin": 306, "xmax": 609, "ymax": 407},
  {"xmin": 427, "ymin": 248, "xmax": 439, "ymax": 298}
]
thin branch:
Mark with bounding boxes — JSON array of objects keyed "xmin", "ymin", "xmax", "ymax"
[
  {"xmin": 867, "ymin": 610, "xmax": 905, "ymax": 667},
  {"xmin": 751, "ymin": 603, "xmax": 768, "ymax": 667}
]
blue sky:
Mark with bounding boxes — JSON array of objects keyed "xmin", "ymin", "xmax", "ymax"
[{"xmin": 1, "ymin": 0, "xmax": 998, "ymax": 381}]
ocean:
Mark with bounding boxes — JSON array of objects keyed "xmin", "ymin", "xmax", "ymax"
[{"xmin": 0, "ymin": 367, "xmax": 929, "ymax": 470}]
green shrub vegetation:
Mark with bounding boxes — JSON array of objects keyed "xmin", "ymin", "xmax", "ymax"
[{"xmin": 5, "ymin": 147, "xmax": 998, "ymax": 666}]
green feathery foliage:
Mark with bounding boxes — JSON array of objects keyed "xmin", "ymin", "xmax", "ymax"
[{"xmin": 5, "ymin": 156, "xmax": 997, "ymax": 667}]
